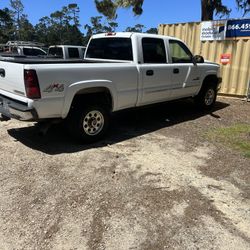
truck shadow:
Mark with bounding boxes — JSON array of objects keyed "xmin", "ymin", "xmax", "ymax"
[{"xmin": 7, "ymin": 99, "xmax": 229, "ymax": 155}]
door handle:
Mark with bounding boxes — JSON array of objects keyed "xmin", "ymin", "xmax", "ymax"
[
  {"xmin": 0, "ymin": 68, "xmax": 5, "ymax": 78},
  {"xmin": 146, "ymin": 70, "xmax": 154, "ymax": 76},
  {"xmin": 173, "ymin": 68, "xmax": 179, "ymax": 74}
]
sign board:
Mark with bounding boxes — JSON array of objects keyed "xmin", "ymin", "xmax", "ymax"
[
  {"xmin": 220, "ymin": 54, "xmax": 231, "ymax": 65},
  {"xmin": 200, "ymin": 20, "xmax": 226, "ymax": 41},
  {"xmin": 226, "ymin": 19, "xmax": 250, "ymax": 38}
]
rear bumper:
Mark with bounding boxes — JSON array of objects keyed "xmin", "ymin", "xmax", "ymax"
[{"xmin": 0, "ymin": 94, "xmax": 38, "ymax": 121}]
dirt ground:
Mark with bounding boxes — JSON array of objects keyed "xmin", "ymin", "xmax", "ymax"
[{"xmin": 0, "ymin": 97, "xmax": 249, "ymax": 250}]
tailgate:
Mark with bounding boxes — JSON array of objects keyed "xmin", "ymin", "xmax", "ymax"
[{"xmin": 0, "ymin": 61, "xmax": 26, "ymax": 97}]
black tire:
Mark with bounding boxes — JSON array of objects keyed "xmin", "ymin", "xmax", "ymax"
[
  {"xmin": 194, "ymin": 83, "xmax": 217, "ymax": 110},
  {"xmin": 67, "ymin": 104, "xmax": 110, "ymax": 143}
]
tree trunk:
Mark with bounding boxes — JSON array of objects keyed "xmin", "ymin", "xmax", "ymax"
[{"xmin": 201, "ymin": 0, "xmax": 214, "ymax": 21}]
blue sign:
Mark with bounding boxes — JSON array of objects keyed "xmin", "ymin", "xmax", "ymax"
[{"xmin": 226, "ymin": 19, "xmax": 250, "ymax": 38}]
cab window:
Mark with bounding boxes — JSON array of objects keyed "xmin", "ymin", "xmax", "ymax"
[
  {"xmin": 48, "ymin": 47, "xmax": 63, "ymax": 58},
  {"xmin": 169, "ymin": 40, "xmax": 193, "ymax": 63},
  {"xmin": 142, "ymin": 38, "xmax": 166, "ymax": 63},
  {"xmin": 23, "ymin": 48, "xmax": 46, "ymax": 56},
  {"xmin": 68, "ymin": 48, "xmax": 80, "ymax": 58}
]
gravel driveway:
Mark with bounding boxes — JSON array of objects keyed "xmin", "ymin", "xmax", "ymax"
[{"xmin": 0, "ymin": 97, "xmax": 249, "ymax": 250}]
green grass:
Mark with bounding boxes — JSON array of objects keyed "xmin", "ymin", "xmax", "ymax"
[{"xmin": 206, "ymin": 124, "xmax": 250, "ymax": 158}]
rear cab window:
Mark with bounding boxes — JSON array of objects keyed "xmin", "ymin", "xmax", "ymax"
[{"xmin": 86, "ymin": 38, "xmax": 133, "ymax": 61}]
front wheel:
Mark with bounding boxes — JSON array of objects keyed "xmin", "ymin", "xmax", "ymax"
[
  {"xmin": 67, "ymin": 104, "xmax": 110, "ymax": 143},
  {"xmin": 194, "ymin": 84, "xmax": 217, "ymax": 110}
]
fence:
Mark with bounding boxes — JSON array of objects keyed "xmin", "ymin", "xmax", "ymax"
[{"xmin": 158, "ymin": 22, "xmax": 250, "ymax": 97}]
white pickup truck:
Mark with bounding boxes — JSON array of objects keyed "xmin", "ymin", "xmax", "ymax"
[
  {"xmin": 0, "ymin": 32, "xmax": 221, "ymax": 142},
  {"xmin": 48, "ymin": 45, "xmax": 86, "ymax": 59}
]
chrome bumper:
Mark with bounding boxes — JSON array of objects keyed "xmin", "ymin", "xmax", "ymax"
[{"xmin": 0, "ymin": 94, "xmax": 38, "ymax": 121}]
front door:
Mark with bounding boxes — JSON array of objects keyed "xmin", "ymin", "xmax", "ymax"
[{"xmin": 168, "ymin": 40, "xmax": 201, "ymax": 98}]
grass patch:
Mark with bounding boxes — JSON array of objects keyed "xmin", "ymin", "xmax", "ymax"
[{"xmin": 206, "ymin": 124, "xmax": 250, "ymax": 158}]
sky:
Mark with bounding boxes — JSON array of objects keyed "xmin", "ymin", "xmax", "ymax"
[{"xmin": 0, "ymin": 0, "xmax": 249, "ymax": 33}]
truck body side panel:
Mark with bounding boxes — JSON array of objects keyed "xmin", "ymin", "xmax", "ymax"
[
  {"xmin": 27, "ymin": 62, "xmax": 139, "ymax": 118},
  {"xmin": 0, "ymin": 33, "xmax": 220, "ymax": 122}
]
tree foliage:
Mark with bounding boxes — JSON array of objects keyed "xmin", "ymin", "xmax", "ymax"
[
  {"xmin": 0, "ymin": 0, "xmax": 157, "ymax": 46},
  {"xmin": 236, "ymin": 0, "xmax": 250, "ymax": 15},
  {"xmin": 0, "ymin": 1, "xmax": 85, "ymax": 45},
  {"xmin": 200, "ymin": 0, "xmax": 250, "ymax": 20},
  {"xmin": 145, "ymin": 27, "xmax": 158, "ymax": 34},
  {"xmin": 125, "ymin": 23, "xmax": 144, "ymax": 32},
  {"xmin": 10, "ymin": 0, "xmax": 25, "ymax": 39},
  {"xmin": 34, "ymin": 3, "xmax": 84, "ymax": 45},
  {"xmin": 85, "ymin": 16, "xmax": 117, "ymax": 34},
  {"xmin": 94, "ymin": 0, "xmax": 250, "ymax": 21},
  {"xmin": 95, "ymin": 0, "xmax": 143, "ymax": 19},
  {"xmin": 0, "ymin": 8, "xmax": 14, "ymax": 43},
  {"xmin": 201, "ymin": 0, "xmax": 231, "ymax": 21}
]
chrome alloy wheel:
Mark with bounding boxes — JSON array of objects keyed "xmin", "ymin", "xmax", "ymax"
[
  {"xmin": 83, "ymin": 110, "xmax": 104, "ymax": 136},
  {"xmin": 204, "ymin": 88, "xmax": 215, "ymax": 106}
]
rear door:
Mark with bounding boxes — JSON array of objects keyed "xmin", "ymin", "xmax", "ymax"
[{"xmin": 138, "ymin": 37, "xmax": 173, "ymax": 105}]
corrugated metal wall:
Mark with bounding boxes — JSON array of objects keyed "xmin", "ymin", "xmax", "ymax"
[{"xmin": 159, "ymin": 22, "xmax": 250, "ymax": 97}]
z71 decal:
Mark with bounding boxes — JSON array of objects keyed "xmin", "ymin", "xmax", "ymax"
[{"xmin": 44, "ymin": 83, "xmax": 64, "ymax": 93}]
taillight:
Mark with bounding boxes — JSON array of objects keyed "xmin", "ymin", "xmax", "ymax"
[{"xmin": 24, "ymin": 70, "xmax": 41, "ymax": 99}]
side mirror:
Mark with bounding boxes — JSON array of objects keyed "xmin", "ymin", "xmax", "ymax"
[{"xmin": 193, "ymin": 55, "xmax": 204, "ymax": 64}]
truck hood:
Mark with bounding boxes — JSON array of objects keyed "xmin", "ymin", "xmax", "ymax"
[{"xmin": 204, "ymin": 60, "xmax": 220, "ymax": 66}]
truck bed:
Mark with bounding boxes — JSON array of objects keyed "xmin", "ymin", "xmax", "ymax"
[{"xmin": 0, "ymin": 54, "xmax": 112, "ymax": 64}]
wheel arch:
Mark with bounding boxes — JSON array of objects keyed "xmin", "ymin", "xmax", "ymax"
[
  {"xmin": 197, "ymin": 74, "xmax": 220, "ymax": 95},
  {"xmin": 62, "ymin": 81, "xmax": 116, "ymax": 118},
  {"xmin": 203, "ymin": 74, "xmax": 220, "ymax": 85},
  {"xmin": 194, "ymin": 74, "xmax": 219, "ymax": 110}
]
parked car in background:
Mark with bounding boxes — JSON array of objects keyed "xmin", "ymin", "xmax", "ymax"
[
  {"xmin": 13, "ymin": 46, "xmax": 47, "ymax": 56},
  {"xmin": 48, "ymin": 45, "xmax": 86, "ymax": 59},
  {"xmin": 0, "ymin": 41, "xmax": 47, "ymax": 57},
  {"xmin": 0, "ymin": 44, "xmax": 7, "ymax": 53}
]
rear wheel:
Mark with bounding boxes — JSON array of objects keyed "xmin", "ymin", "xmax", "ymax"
[
  {"xmin": 194, "ymin": 84, "xmax": 217, "ymax": 110},
  {"xmin": 67, "ymin": 104, "xmax": 110, "ymax": 143}
]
